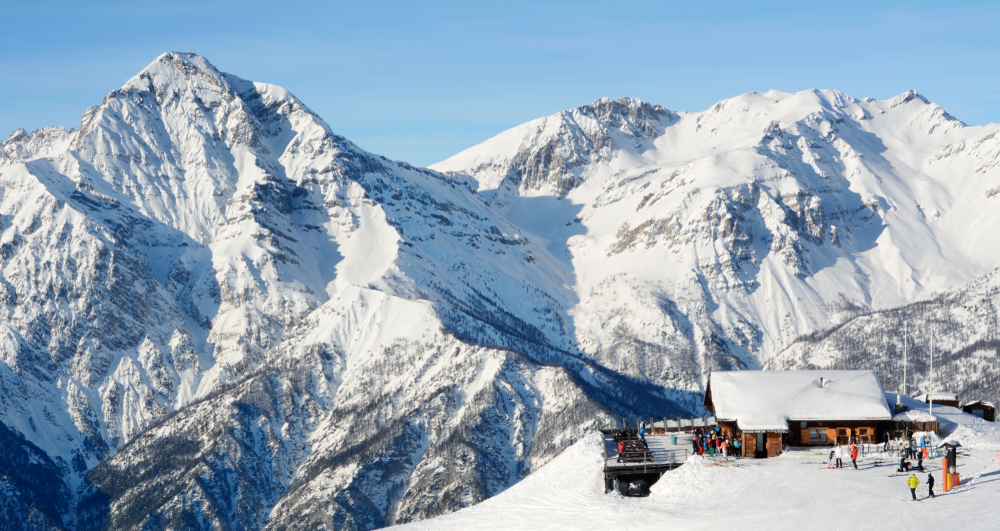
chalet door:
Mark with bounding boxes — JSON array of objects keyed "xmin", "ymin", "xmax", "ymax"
[{"xmin": 756, "ymin": 433, "xmax": 766, "ymax": 458}]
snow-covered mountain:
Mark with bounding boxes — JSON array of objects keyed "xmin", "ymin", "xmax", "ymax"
[
  {"xmin": 768, "ymin": 267, "xmax": 1000, "ymax": 405},
  {"xmin": 2, "ymin": 51, "xmax": 999, "ymax": 530},
  {"xmin": 433, "ymin": 90, "xmax": 1000, "ymax": 411},
  {"xmin": 0, "ymin": 53, "xmax": 680, "ymax": 531}
]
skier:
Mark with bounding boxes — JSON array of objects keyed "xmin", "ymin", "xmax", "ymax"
[
  {"xmin": 898, "ymin": 456, "xmax": 910, "ymax": 473},
  {"xmin": 850, "ymin": 443, "xmax": 859, "ymax": 469},
  {"xmin": 834, "ymin": 444, "xmax": 844, "ymax": 468},
  {"xmin": 907, "ymin": 474, "xmax": 920, "ymax": 501},
  {"xmin": 916, "ymin": 454, "xmax": 924, "ymax": 472},
  {"xmin": 927, "ymin": 472, "xmax": 936, "ymax": 498},
  {"xmin": 639, "ymin": 420, "xmax": 646, "ymax": 442},
  {"xmin": 721, "ymin": 437, "xmax": 729, "ymax": 460},
  {"xmin": 709, "ymin": 434, "xmax": 716, "ymax": 458},
  {"xmin": 733, "ymin": 437, "xmax": 741, "ymax": 459},
  {"xmin": 883, "ymin": 431, "xmax": 890, "ymax": 451},
  {"xmin": 919, "ymin": 434, "xmax": 926, "ymax": 458}
]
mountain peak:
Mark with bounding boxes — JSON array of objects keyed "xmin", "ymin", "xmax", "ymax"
[
  {"xmin": 121, "ymin": 51, "xmax": 230, "ymax": 97},
  {"xmin": 888, "ymin": 88, "xmax": 930, "ymax": 107},
  {"xmin": 573, "ymin": 96, "xmax": 672, "ymax": 128}
]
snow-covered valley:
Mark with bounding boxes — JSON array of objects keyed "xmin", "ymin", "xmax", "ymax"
[{"xmin": 0, "ymin": 51, "xmax": 999, "ymax": 530}]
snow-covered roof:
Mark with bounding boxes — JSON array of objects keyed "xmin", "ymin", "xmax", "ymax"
[
  {"xmin": 708, "ymin": 370, "xmax": 893, "ymax": 432},
  {"xmin": 892, "ymin": 409, "xmax": 937, "ymax": 422},
  {"xmin": 915, "ymin": 392, "xmax": 959, "ymax": 403},
  {"xmin": 962, "ymin": 400, "xmax": 997, "ymax": 409}
]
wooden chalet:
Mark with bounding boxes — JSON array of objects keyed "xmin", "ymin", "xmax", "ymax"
[
  {"xmin": 916, "ymin": 392, "xmax": 960, "ymax": 409},
  {"xmin": 889, "ymin": 408, "xmax": 940, "ymax": 437},
  {"xmin": 704, "ymin": 370, "xmax": 894, "ymax": 458},
  {"xmin": 961, "ymin": 401, "xmax": 996, "ymax": 422}
]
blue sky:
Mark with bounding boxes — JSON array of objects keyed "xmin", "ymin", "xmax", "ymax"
[{"xmin": 2, "ymin": 1, "xmax": 998, "ymax": 166}]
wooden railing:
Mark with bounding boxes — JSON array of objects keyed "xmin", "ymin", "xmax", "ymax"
[{"xmin": 605, "ymin": 448, "xmax": 690, "ymax": 474}]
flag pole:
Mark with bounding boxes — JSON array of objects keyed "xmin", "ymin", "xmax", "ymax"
[
  {"xmin": 929, "ymin": 332, "xmax": 934, "ymax": 417},
  {"xmin": 903, "ymin": 321, "xmax": 907, "ymax": 397}
]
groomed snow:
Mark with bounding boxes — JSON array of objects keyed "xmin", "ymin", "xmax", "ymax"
[
  {"xmin": 709, "ymin": 370, "xmax": 893, "ymax": 431},
  {"xmin": 392, "ymin": 411, "xmax": 1000, "ymax": 531}
]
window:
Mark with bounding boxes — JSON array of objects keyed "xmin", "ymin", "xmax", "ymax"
[
  {"xmin": 858, "ymin": 428, "xmax": 869, "ymax": 435},
  {"xmin": 838, "ymin": 428, "xmax": 848, "ymax": 436},
  {"xmin": 971, "ymin": 409, "xmax": 985, "ymax": 418},
  {"xmin": 809, "ymin": 429, "xmax": 827, "ymax": 443}
]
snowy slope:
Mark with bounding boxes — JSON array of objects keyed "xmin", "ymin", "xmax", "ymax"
[
  {"xmin": 392, "ymin": 411, "xmax": 1000, "ymax": 531},
  {"xmin": 433, "ymin": 91, "xmax": 1000, "ymax": 411}
]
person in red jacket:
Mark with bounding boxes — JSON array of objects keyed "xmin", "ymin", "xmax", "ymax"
[
  {"xmin": 617, "ymin": 440, "xmax": 625, "ymax": 463},
  {"xmin": 850, "ymin": 443, "xmax": 859, "ymax": 469}
]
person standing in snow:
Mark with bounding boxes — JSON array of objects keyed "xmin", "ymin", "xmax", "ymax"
[
  {"xmin": 927, "ymin": 472, "xmax": 935, "ymax": 498},
  {"xmin": 850, "ymin": 443, "xmax": 859, "ymax": 469},
  {"xmin": 617, "ymin": 440, "xmax": 625, "ymax": 463},
  {"xmin": 709, "ymin": 434, "xmax": 716, "ymax": 457},
  {"xmin": 834, "ymin": 444, "xmax": 844, "ymax": 468},
  {"xmin": 639, "ymin": 420, "xmax": 646, "ymax": 442},
  {"xmin": 907, "ymin": 474, "xmax": 920, "ymax": 501},
  {"xmin": 883, "ymin": 431, "xmax": 890, "ymax": 451},
  {"xmin": 721, "ymin": 437, "xmax": 729, "ymax": 460},
  {"xmin": 733, "ymin": 437, "xmax": 741, "ymax": 459}
]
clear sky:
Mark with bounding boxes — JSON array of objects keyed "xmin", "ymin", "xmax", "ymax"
[{"xmin": 2, "ymin": 1, "xmax": 998, "ymax": 167}]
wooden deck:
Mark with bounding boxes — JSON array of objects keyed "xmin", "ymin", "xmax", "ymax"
[{"xmin": 602, "ymin": 431, "xmax": 690, "ymax": 477}]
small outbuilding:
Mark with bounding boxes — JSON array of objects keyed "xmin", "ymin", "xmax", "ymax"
[
  {"xmin": 916, "ymin": 392, "xmax": 960, "ymax": 409},
  {"xmin": 704, "ymin": 370, "xmax": 893, "ymax": 457},
  {"xmin": 889, "ymin": 408, "xmax": 939, "ymax": 437},
  {"xmin": 961, "ymin": 401, "xmax": 996, "ymax": 422}
]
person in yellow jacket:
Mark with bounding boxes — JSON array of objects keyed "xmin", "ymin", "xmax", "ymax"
[{"xmin": 907, "ymin": 474, "xmax": 921, "ymax": 501}]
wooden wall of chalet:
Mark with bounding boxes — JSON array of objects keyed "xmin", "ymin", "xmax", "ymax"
[
  {"xmin": 741, "ymin": 432, "xmax": 756, "ymax": 457},
  {"xmin": 962, "ymin": 404, "xmax": 996, "ymax": 422},
  {"xmin": 765, "ymin": 433, "xmax": 782, "ymax": 457},
  {"xmin": 740, "ymin": 432, "xmax": 785, "ymax": 458},
  {"xmin": 885, "ymin": 420, "xmax": 940, "ymax": 436},
  {"xmin": 789, "ymin": 420, "xmax": 880, "ymax": 446}
]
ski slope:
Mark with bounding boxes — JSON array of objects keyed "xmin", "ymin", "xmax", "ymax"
[{"xmin": 392, "ymin": 409, "xmax": 1000, "ymax": 530}]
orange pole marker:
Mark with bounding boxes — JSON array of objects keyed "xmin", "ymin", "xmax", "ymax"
[{"xmin": 942, "ymin": 457, "xmax": 949, "ymax": 492}]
